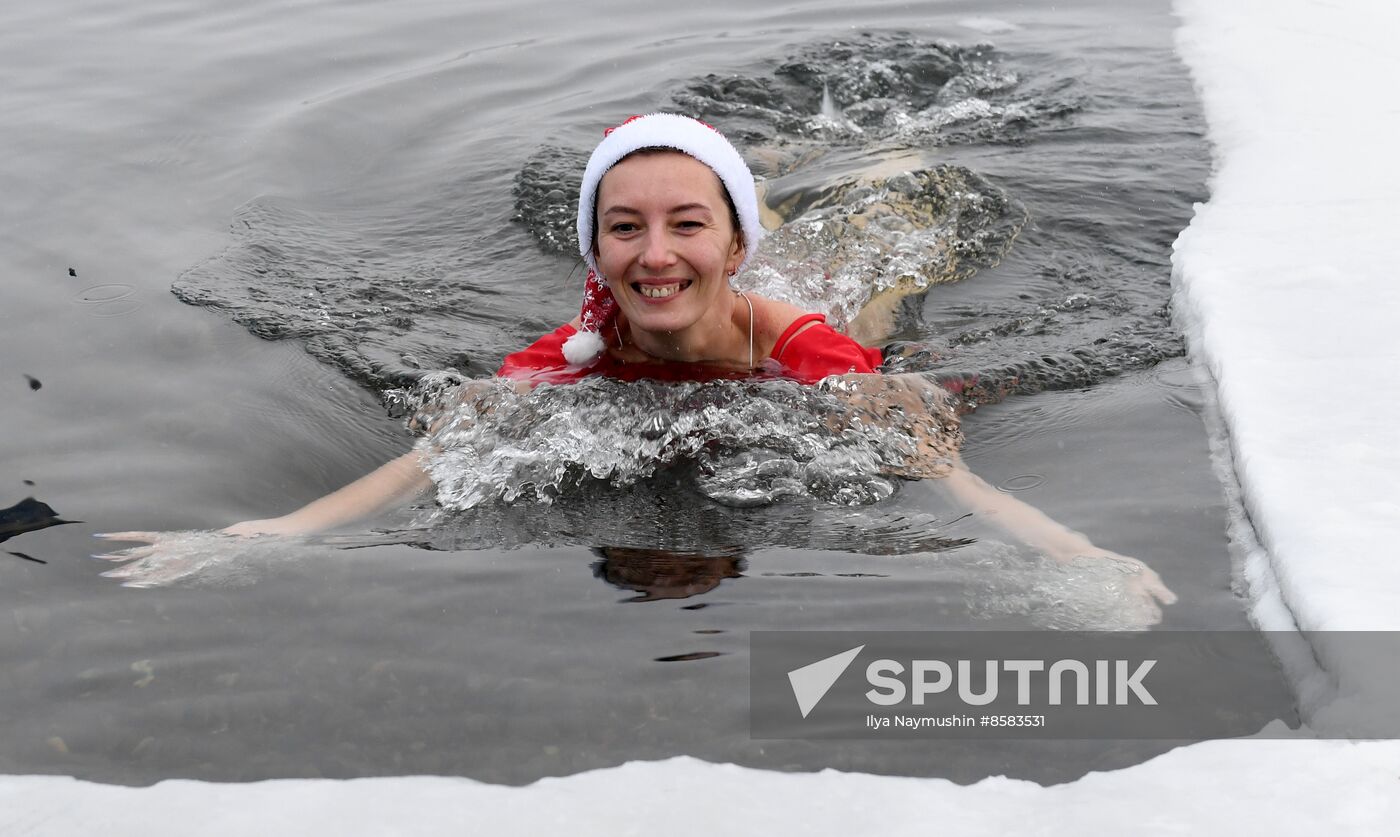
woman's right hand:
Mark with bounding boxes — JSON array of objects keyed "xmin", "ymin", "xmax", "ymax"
[
  {"xmin": 92, "ymin": 530, "xmax": 229, "ymax": 587},
  {"xmin": 93, "ymin": 526, "xmax": 313, "ymax": 588}
]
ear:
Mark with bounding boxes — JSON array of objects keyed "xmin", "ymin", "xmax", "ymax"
[{"xmin": 726, "ymin": 231, "xmax": 747, "ymax": 276}]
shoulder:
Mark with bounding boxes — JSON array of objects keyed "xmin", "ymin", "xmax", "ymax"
[
  {"xmin": 743, "ymin": 295, "xmax": 822, "ymax": 355},
  {"xmin": 496, "ymin": 323, "xmax": 581, "ymax": 381},
  {"xmin": 775, "ymin": 325, "xmax": 883, "ymax": 381}
]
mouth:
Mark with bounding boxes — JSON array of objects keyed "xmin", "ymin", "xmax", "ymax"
[{"xmin": 630, "ymin": 279, "xmax": 693, "ymax": 301}]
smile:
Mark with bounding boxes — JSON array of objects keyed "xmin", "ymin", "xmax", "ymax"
[{"xmin": 631, "ymin": 280, "xmax": 693, "ymax": 300}]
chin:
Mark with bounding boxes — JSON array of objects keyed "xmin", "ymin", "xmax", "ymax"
[
  {"xmin": 621, "ymin": 293, "xmax": 707, "ymax": 333},
  {"xmin": 627, "ymin": 308, "xmax": 701, "ymax": 335}
]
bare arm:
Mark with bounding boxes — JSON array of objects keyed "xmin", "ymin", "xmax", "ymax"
[
  {"xmin": 938, "ymin": 452, "xmax": 1098, "ymax": 560},
  {"xmin": 837, "ymin": 373, "xmax": 1175, "ymax": 608},
  {"xmin": 222, "ymin": 450, "xmax": 432, "ymax": 536},
  {"xmin": 220, "ymin": 377, "xmax": 526, "ymax": 537}
]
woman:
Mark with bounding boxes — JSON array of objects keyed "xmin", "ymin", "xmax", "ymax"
[{"xmin": 99, "ymin": 114, "xmax": 1174, "ymax": 615}]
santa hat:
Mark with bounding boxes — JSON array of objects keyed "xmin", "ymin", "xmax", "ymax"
[{"xmin": 562, "ymin": 113, "xmax": 765, "ymax": 366}]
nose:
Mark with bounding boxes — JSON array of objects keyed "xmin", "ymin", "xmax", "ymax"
[{"xmin": 638, "ymin": 226, "xmax": 678, "ymax": 271}]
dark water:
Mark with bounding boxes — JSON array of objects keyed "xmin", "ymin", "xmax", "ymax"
[{"xmin": 1, "ymin": 0, "xmax": 1283, "ymax": 787}]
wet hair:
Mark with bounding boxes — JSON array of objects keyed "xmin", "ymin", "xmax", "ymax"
[{"xmin": 590, "ymin": 147, "xmax": 743, "ymax": 256}]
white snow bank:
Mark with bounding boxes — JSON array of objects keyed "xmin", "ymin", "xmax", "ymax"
[
  {"xmin": 1172, "ymin": 0, "xmax": 1400, "ymax": 724},
  {"xmin": 1173, "ymin": 0, "xmax": 1400, "ymax": 633},
  {"xmin": 3, "ymin": 738, "xmax": 1398, "ymax": 836},
  {"xmin": 6, "ymin": 0, "xmax": 1400, "ymax": 832}
]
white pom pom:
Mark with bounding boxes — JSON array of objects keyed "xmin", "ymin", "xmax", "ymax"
[{"xmin": 562, "ymin": 329, "xmax": 605, "ymax": 366}]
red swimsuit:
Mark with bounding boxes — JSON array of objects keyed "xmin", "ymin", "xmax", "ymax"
[{"xmin": 496, "ymin": 314, "xmax": 882, "ymax": 385}]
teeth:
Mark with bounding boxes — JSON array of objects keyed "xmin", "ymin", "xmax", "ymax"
[{"xmin": 639, "ymin": 283, "xmax": 683, "ymax": 299}]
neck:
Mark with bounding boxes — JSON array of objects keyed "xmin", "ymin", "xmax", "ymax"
[{"xmin": 627, "ymin": 290, "xmax": 751, "ymax": 367}]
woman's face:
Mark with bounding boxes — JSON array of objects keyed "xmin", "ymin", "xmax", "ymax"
[{"xmin": 594, "ymin": 151, "xmax": 745, "ymax": 337}]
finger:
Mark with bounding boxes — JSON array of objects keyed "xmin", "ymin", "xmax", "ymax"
[
  {"xmin": 1125, "ymin": 578, "xmax": 1165, "ymax": 625},
  {"xmin": 1141, "ymin": 570, "xmax": 1178, "ymax": 606},
  {"xmin": 94, "ymin": 532, "xmax": 157, "ymax": 543},
  {"xmin": 100, "ymin": 561, "xmax": 167, "ymax": 582},
  {"xmin": 120, "ymin": 573, "xmax": 174, "ymax": 589},
  {"xmin": 92, "ymin": 546, "xmax": 156, "ymax": 562},
  {"xmin": 117, "ymin": 559, "xmax": 196, "ymax": 588}
]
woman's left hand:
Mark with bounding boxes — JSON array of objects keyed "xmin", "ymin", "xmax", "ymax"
[{"xmin": 1046, "ymin": 541, "xmax": 1178, "ymax": 624}]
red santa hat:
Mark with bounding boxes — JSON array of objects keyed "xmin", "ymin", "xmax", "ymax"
[{"xmin": 562, "ymin": 113, "xmax": 765, "ymax": 366}]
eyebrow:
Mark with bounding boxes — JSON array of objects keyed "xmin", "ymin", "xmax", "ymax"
[{"xmin": 601, "ymin": 203, "xmax": 714, "ymax": 216}]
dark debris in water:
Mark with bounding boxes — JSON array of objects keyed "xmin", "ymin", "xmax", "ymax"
[
  {"xmin": 23, "ymin": 374, "xmax": 41, "ymax": 391},
  {"xmin": 0, "ymin": 497, "xmax": 77, "ymax": 545},
  {"xmin": 653, "ymin": 652, "xmax": 723, "ymax": 663}
]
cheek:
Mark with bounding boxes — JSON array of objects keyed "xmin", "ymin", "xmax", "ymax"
[{"xmin": 596, "ymin": 238, "xmax": 627, "ymax": 275}]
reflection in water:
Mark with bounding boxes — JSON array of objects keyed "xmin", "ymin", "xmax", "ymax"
[{"xmin": 592, "ymin": 547, "xmax": 746, "ymax": 603}]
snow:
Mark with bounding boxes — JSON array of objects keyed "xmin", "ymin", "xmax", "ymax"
[
  {"xmin": 1172, "ymin": 0, "xmax": 1400, "ymax": 733},
  {"xmin": 0, "ymin": 737, "xmax": 1397, "ymax": 836},
  {"xmin": 5, "ymin": 0, "xmax": 1400, "ymax": 832}
]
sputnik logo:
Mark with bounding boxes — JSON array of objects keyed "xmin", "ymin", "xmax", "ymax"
[{"xmin": 787, "ymin": 645, "xmax": 864, "ymax": 718}]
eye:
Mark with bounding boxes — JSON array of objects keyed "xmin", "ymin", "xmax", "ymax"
[
  {"xmin": 609, "ymin": 222, "xmax": 639, "ymax": 234},
  {"xmin": 676, "ymin": 219, "xmax": 705, "ymax": 230}
]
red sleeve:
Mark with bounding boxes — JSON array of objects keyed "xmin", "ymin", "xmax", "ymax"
[
  {"xmin": 772, "ymin": 320, "xmax": 883, "ymax": 383},
  {"xmin": 496, "ymin": 324, "xmax": 590, "ymax": 383}
]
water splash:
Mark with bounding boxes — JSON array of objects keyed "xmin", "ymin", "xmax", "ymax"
[
  {"xmin": 409, "ymin": 374, "xmax": 961, "ymax": 512},
  {"xmin": 738, "ymin": 166, "xmax": 1024, "ymax": 331},
  {"xmin": 820, "ymin": 80, "xmax": 843, "ymax": 122},
  {"xmin": 670, "ymin": 33, "xmax": 1071, "ymax": 153}
]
